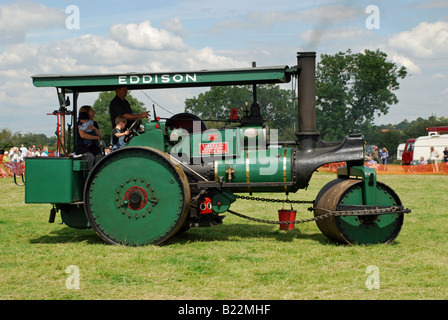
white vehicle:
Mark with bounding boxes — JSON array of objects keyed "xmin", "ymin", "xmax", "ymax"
[
  {"xmin": 397, "ymin": 143, "xmax": 405, "ymax": 162},
  {"xmin": 412, "ymin": 135, "xmax": 448, "ymax": 164}
]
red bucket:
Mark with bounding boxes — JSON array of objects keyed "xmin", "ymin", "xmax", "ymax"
[{"xmin": 278, "ymin": 209, "xmax": 297, "ymax": 231}]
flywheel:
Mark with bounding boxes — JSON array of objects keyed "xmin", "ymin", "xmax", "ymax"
[
  {"xmin": 84, "ymin": 147, "xmax": 190, "ymax": 246},
  {"xmin": 314, "ymin": 179, "xmax": 404, "ymax": 245}
]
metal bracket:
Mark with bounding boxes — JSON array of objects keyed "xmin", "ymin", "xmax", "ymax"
[{"xmin": 337, "ymin": 165, "xmax": 377, "ymax": 205}]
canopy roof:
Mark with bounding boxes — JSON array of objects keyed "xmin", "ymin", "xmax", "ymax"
[{"xmin": 32, "ymin": 65, "xmax": 295, "ymax": 93}]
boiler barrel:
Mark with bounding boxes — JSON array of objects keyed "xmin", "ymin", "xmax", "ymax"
[{"xmin": 213, "ymin": 147, "xmax": 294, "ymax": 193}]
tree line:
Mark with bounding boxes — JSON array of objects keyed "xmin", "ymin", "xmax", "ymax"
[{"xmin": 0, "ymin": 128, "xmax": 58, "ymax": 152}]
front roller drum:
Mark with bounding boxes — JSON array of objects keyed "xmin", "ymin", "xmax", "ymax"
[
  {"xmin": 84, "ymin": 147, "xmax": 190, "ymax": 246},
  {"xmin": 314, "ymin": 179, "xmax": 404, "ymax": 245}
]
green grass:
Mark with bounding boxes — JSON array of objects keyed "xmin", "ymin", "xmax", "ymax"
[{"xmin": 1, "ymin": 172, "xmax": 447, "ymax": 300}]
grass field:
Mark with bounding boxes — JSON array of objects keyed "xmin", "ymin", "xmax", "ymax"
[{"xmin": 1, "ymin": 172, "xmax": 447, "ymax": 300}]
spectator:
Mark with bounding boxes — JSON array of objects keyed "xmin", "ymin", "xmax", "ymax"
[
  {"xmin": 9, "ymin": 147, "xmax": 20, "ymax": 162},
  {"xmin": 41, "ymin": 147, "xmax": 49, "ymax": 157},
  {"xmin": 381, "ymin": 147, "xmax": 389, "ymax": 165},
  {"xmin": 20, "ymin": 144, "xmax": 28, "ymax": 158},
  {"xmin": 0, "ymin": 149, "xmax": 11, "ymax": 163},
  {"xmin": 380, "ymin": 147, "xmax": 389, "ymax": 171},
  {"xmin": 417, "ymin": 156, "xmax": 428, "ymax": 172},
  {"xmin": 370, "ymin": 146, "xmax": 379, "ymax": 163},
  {"xmin": 365, "ymin": 156, "xmax": 379, "ymax": 171},
  {"xmin": 429, "ymin": 146, "xmax": 439, "ymax": 172}
]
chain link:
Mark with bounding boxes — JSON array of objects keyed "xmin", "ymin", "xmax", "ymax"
[
  {"xmin": 235, "ymin": 194, "xmax": 314, "ymax": 204},
  {"xmin": 230, "ymin": 195, "xmax": 410, "ymax": 225}
]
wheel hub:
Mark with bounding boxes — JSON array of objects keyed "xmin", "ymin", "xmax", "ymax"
[
  {"xmin": 114, "ymin": 178, "xmax": 157, "ymax": 219},
  {"xmin": 125, "ymin": 186, "xmax": 148, "ymax": 210}
]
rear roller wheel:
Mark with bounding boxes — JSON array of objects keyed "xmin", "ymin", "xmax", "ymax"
[
  {"xmin": 84, "ymin": 147, "xmax": 190, "ymax": 246},
  {"xmin": 314, "ymin": 179, "xmax": 404, "ymax": 244}
]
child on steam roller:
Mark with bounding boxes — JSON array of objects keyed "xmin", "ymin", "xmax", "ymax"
[
  {"xmin": 111, "ymin": 116, "xmax": 130, "ymax": 150},
  {"xmin": 78, "ymin": 112, "xmax": 101, "ymax": 146}
]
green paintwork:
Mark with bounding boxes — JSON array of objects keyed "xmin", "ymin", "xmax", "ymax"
[
  {"xmin": 32, "ymin": 66, "xmax": 292, "ymax": 92},
  {"xmin": 57, "ymin": 204, "xmax": 89, "ymax": 229},
  {"xmin": 337, "ymin": 165, "xmax": 377, "ymax": 205},
  {"xmin": 211, "ymin": 191, "xmax": 236, "ymax": 213},
  {"xmin": 144, "ymin": 121, "xmax": 166, "ymax": 133},
  {"xmin": 214, "ymin": 147, "xmax": 293, "ymax": 193},
  {"xmin": 126, "ymin": 127, "xmax": 166, "ymax": 151},
  {"xmin": 84, "ymin": 147, "xmax": 190, "ymax": 246},
  {"xmin": 336, "ymin": 181, "xmax": 403, "ymax": 244},
  {"xmin": 25, "ymin": 158, "xmax": 89, "ymax": 203}
]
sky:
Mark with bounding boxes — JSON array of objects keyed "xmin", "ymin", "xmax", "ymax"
[{"xmin": 0, "ymin": 0, "xmax": 447, "ymax": 137}]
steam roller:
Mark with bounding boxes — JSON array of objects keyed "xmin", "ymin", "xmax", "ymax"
[{"xmin": 24, "ymin": 51, "xmax": 410, "ymax": 246}]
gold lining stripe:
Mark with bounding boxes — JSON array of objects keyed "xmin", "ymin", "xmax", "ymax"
[
  {"xmin": 246, "ymin": 151, "xmax": 251, "ymax": 193},
  {"xmin": 283, "ymin": 148, "xmax": 288, "ymax": 192}
]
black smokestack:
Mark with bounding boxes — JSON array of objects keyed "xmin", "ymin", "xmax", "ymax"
[{"xmin": 296, "ymin": 52, "xmax": 320, "ymax": 148}]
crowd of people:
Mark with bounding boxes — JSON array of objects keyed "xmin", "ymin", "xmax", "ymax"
[
  {"xmin": 418, "ymin": 145, "xmax": 448, "ymax": 172},
  {"xmin": 1, "ymin": 145, "xmax": 56, "ymax": 177},
  {"xmin": 365, "ymin": 145, "xmax": 390, "ymax": 171},
  {"xmin": 1, "ymin": 145, "xmax": 53, "ymax": 163},
  {"xmin": 365, "ymin": 144, "xmax": 448, "ymax": 173}
]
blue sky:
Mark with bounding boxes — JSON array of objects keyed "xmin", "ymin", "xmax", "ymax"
[{"xmin": 0, "ymin": 0, "xmax": 447, "ymax": 136}]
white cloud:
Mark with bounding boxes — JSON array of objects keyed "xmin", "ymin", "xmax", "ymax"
[
  {"xmin": 433, "ymin": 73, "xmax": 445, "ymax": 79},
  {"xmin": 391, "ymin": 54, "xmax": 421, "ymax": 74},
  {"xmin": 35, "ymin": 34, "xmax": 138, "ymax": 72},
  {"xmin": 388, "ymin": 21, "xmax": 448, "ymax": 59},
  {"xmin": 0, "ymin": 17, "xmax": 249, "ymax": 136},
  {"xmin": 185, "ymin": 46, "xmax": 247, "ymax": 70},
  {"xmin": 0, "ymin": 20, "xmax": 246, "ymax": 77},
  {"xmin": 161, "ymin": 17, "xmax": 188, "ymax": 38},
  {"xmin": 0, "ymin": 1, "xmax": 65, "ymax": 44},
  {"xmin": 110, "ymin": 20, "xmax": 187, "ymax": 51}
]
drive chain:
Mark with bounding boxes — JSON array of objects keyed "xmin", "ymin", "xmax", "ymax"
[
  {"xmin": 231, "ymin": 195, "xmax": 410, "ymax": 225},
  {"xmin": 235, "ymin": 194, "xmax": 314, "ymax": 204}
]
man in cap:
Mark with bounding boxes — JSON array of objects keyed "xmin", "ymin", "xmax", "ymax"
[{"xmin": 109, "ymin": 87, "xmax": 149, "ymax": 130}]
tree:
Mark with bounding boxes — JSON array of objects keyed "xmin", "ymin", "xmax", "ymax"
[
  {"xmin": 401, "ymin": 116, "xmax": 448, "ymax": 140},
  {"xmin": 92, "ymin": 91, "xmax": 147, "ymax": 146},
  {"xmin": 184, "ymin": 84, "xmax": 296, "ymax": 140},
  {"xmin": 316, "ymin": 49, "xmax": 407, "ymax": 141},
  {"xmin": 185, "ymin": 86, "xmax": 250, "ymax": 121},
  {"xmin": 0, "ymin": 128, "xmax": 57, "ymax": 151}
]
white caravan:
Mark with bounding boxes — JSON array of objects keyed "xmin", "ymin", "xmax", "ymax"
[{"xmin": 412, "ymin": 135, "xmax": 448, "ymax": 164}]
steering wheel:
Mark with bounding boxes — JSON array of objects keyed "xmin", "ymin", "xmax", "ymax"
[{"xmin": 124, "ymin": 119, "xmax": 141, "ymax": 143}]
